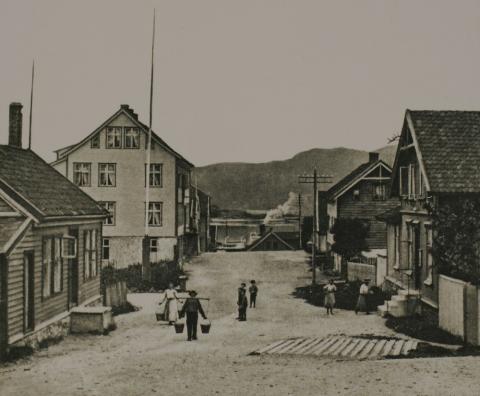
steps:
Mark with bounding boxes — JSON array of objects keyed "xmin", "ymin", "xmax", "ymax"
[
  {"xmin": 252, "ymin": 336, "xmax": 418, "ymax": 360},
  {"xmin": 378, "ymin": 289, "xmax": 421, "ymax": 318}
]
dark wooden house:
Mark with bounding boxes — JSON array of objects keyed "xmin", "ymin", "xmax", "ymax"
[
  {"xmin": 0, "ymin": 103, "xmax": 106, "ymax": 359},
  {"xmin": 324, "ymin": 152, "xmax": 399, "ymax": 271}
]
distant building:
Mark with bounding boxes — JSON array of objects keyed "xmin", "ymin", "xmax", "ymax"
[
  {"xmin": 323, "ymin": 152, "xmax": 399, "ymax": 271},
  {"xmin": 247, "ymin": 230, "xmax": 296, "ymax": 251},
  {"xmin": 51, "ymin": 105, "xmax": 196, "ymax": 268},
  {"xmin": 0, "ymin": 103, "xmax": 106, "ymax": 359}
]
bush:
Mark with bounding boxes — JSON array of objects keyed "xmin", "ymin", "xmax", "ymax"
[{"xmin": 101, "ymin": 261, "xmax": 184, "ymax": 293}]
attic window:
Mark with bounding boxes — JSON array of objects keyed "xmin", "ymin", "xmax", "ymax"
[
  {"xmin": 124, "ymin": 127, "xmax": 140, "ymax": 149},
  {"xmin": 91, "ymin": 134, "xmax": 100, "ymax": 148},
  {"xmin": 353, "ymin": 189, "xmax": 360, "ymax": 201},
  {"xmin": 106, "ymin": 127, "xmax": 122, "ymax": 149},
  {"xmin": 373, "ymin": 183, "xmax": 386, "ymax": 201}
]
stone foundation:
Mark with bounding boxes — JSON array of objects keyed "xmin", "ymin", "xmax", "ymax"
[{"xmin": 11, "ymin": 316, "xmax": 70, "ymax": 351}]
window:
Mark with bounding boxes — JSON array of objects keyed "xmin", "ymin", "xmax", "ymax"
[
  {"xmin": 373, "ymin": 183, "xmax": 386, "ymax": 200},
  {"xmin": 91, "ymin": 134, "xmax": 100, "ymax": 148},
  {"xmin": 73, "ymin": 163, "xmax": 91, "ymax": 186},
  {"xmin": 147, "ymin": 202, "xmax": 163, "ymax": 226},
  {"xmin": 425, "ymin": 225, "xmax": 433, "ymax": 286},
  {"xmin": 399, "ymin": 166, "xmax": 409, "ymax": 197},
  {"xmin": 353, "ymin": 189, "xmax": 360, "ymax": 201},
  {"xmin": 42, "ymin": 236, "xmax": 63, "ymax": 298},
  {"xmin": 418, "ymin": 170, "xmax": 424, "ymax": 198},
  {"xmin": 99, "ymin": 163, "xmax": 116, "ymax": 187},
  {"xmin": 409, "ymin": 164, "xmax": 416, "ymax": 198},
  {"xmin": 100, "ymin": 201, "xmax": 115, "ymax": 226},
  {"xmin": 102, "ymin": 238, "xmax": 110, "ymax": 260},
  {"xmin": 149, "ymin": 238, "xmax": 158, "ymax": 262},
  {"xmin": 124, "ymin": 127, "xmax": 140, "ymax": 148},
  {"xmin": 84, "ymin": 229, "xmax": 98, "ymax": 279},
  {"xmin": 106, "ymin": 127, "xmax": 122, "ymax": 148},
  {"xmin": 147, "ymin": 164, "xmax": 163, "ymax": 187}
]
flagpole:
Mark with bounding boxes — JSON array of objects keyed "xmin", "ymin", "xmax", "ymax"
[
  {"xmin": 145, "ymin": 9, "xmax": 156, "ymax": 236},
  {"xmin": 28, "ymin": 60, "xmax": 34, "ymax": 150}
]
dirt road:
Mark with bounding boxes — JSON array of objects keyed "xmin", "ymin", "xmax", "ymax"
[{"xmin": 1, "ymin": 251, "xmax": 480, "ymax": 395}]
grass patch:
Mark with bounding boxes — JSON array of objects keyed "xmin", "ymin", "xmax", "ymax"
[{"xmin": 385, "ymin": 313, "xmax": 463, "ymax": 345}]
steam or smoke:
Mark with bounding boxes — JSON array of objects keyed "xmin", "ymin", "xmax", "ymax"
[{"xmin": 264, "ymin": 192, "xmax": 299, "ymax": 224}]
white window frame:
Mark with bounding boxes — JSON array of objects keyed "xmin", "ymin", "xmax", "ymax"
[
  {"xmin": 102, "ymin": 238, "xmax": 110, "ymax": 261},
  {"xmin": 424, "ymin": 225, "xmax": 434, "ymax": 286},
  {"xmin": 42, "ymin": 236, "xmax": 63, "ymax": 299},
  {"xmin": 106, "ymin": 127, "xmax": 122, "ymax": 149},
  {"xmin": 84, "ymin": 229, "xmax": 98, "ymax": 280},
  {"xmin": 147, "ymin": 202, "xmax": 163, "ymax": 227},
  {"xmin": 73, "ymin": 163, "xmax": 91, "ymax": 187},
  {"xmin": 100, "ymin": 201, "xmax": 115, "ymax": 226},
  {"xmin": 147, "ymin": 163, "xmax": 163, "ymax": 187},
  {"xmin": 373, "ymin": 183, "xmax": 386, "ymax": 201},
  {"xmin": 98, "ymin": 163, "xmax": 116, "ymax": 187},
  {"xmin": 124, "ymin": 127, "xmax": 140, "ymax": 149}
]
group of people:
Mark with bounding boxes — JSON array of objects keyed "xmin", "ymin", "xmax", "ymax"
[
  {"xmin": 237, "ymin": 280, "xmax": 258, "ymax": 321},
  {"xmin": 159, "ymin": 283, "xmax": 208, "ymax": 341},
  {"xmin": 323, "ymin": 278, "xmax": 372, "ymax": 315}
]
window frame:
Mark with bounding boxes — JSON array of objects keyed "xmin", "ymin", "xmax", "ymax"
[
  {"xmin": 399, "ymin": 166, "xmax": 409, "ymax": 197},
  {"xmin": 106, "ymin": 126, "xmax": 123, "ymax": 149},
  {"xmin": 99, "ymin": 201, "xmax": 116, "ymax": 226},
  {"xmin": 102, "ymin": 238, "xmax": 110, "ymax": 261},
  {"xmin": 124, "ymin": 127, "xmax": 140, "ymax": 149},
  {"xmin": 41, "ymin": 235, "xmax": 63, "ymax": 300},
  {"xmin": 73, "ymin": 162, "xmax": 91, "ymax": 187},
  {"xmin": 373, "ymin": 183, "xmax": 386, "ymax": 201},
  {"xmin": 98, "ymin": 163, "xmax": 117, "ymax": 187},
  {"xmin": 146, "ymin": 163, "xmax": 163, "ymax": 188},
  {"xmin": 147, "ymin": 202, "xmax": 163, "ymax": 227},
  {"xmin": 84, "ymin": 229, "xmax": 99, "ymax": 280},
  {"xmin": 91, "ymin": 134, "xmax": 100, "ymax": 149}
]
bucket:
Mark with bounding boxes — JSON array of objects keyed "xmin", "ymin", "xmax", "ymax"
[
  {"xmin": 174, "ymin": 322, "xmax": 185, "ymax": 334},
  {"xmin": 155, "ymin": 312, "xmax": 165, "ymax": 322},
  {"xmin": 200, "ymin": 320, "xmax": 211, "ymax": 334}
]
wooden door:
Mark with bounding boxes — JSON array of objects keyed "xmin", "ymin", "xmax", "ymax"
[
  {"xmin": 0, "ymin": 254, "xmax": 7, "ymax": 360},
  {"xmin": 23, "ymin": 251, "xmax": 35, "ymax": 333}
]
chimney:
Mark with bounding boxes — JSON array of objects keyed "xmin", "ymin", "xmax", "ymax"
[
  {"xmin": 369, "ymin": 152, "xmax": 379, "ymax": 163},
  {"xmin": 8, "ymin": 102, "xmax": 23, "ymax": 148}
]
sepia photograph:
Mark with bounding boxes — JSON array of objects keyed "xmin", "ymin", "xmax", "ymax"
[{"xmin": 2, "ymin": 1, "xmax": 480, "ymax": 395}]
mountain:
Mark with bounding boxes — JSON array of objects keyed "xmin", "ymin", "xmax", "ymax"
[{"xmin": 194, "ymin": 145, "xmax": 397, "ymax": 214}]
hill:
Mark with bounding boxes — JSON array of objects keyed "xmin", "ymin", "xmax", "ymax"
[{"xmin": 194, "ymin": 145, "xmax": 397, "ymax": 214}]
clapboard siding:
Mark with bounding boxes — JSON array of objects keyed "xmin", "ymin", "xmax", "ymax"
[
  {"xmin": 6, "ymin": 220, "xmax": 103, "ymax": 342},
  {"xmin": 337, "ymin": 180, "xmax": 398, "ymax": 249}
]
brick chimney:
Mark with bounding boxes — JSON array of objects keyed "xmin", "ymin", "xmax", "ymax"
[
  {"xmin": 8, "ymin": 102, "xmax": 23, "ymax": 148},
  {"xmin": 369, "ymin": 152, "xmax": 379, "ymax": 163}
]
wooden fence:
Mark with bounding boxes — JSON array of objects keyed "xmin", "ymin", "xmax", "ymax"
[
  {"xmin": 104, "ymin": 281, "xmax": 128, "ymax": 308},
  {"xmin": 439, "ymin": 274, "xmax": 480, "ymax": 345},
  {"xmin": 347, "ymin": 262, "xmax": 376, "ymax": 285}
]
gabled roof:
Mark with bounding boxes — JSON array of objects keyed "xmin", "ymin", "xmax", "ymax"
[
  {"xmin": 326, "ymin": 160, "xmax": 392, "ymax": 200},
  {"xmin": 247, "ymin": 230, "xmax": 295, "ymax": 251},
  {"xmin": 51, "ymin": 105, "xmax": 194, "ymax": 168},
  {"xmin": 0, "ymin": 216, "xmax": 32, "ymax": 255},
  {"xmin": 0, "ymin": 145, "xmax": 107, "ymax": 220},
  {"xmin": 392, "ymin": 110, "xmax": 480, "ymax": 194}
]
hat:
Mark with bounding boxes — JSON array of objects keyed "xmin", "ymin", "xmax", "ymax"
[
  {"xmin": 189, "ymin": 290, "xmax": 198, "ymax": 296},
  {"xmin": 364, "ymin": 278, "xmax": 371, "ymax": 283}
]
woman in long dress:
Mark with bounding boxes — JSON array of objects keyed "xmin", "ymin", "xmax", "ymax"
[
  {"xmin": 355, "ymin": 279, "xmax": 370, "ymax": 315},
  {"xmin": 323, "ymin": 279, "xmax": 337, "ymax": 315},
  {"xmin": 160, "ymin": 283, "xmax": 179, "ymax": 325}
]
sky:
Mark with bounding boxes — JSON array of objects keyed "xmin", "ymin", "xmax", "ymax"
[{"xmin": 2, "ymin": 0, "xmax": 480, "ymax": 166}]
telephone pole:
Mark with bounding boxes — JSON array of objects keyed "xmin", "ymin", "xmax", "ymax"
[{"xmin": 299, "ymin": 170, "xmax": 332, "ymax": 286}]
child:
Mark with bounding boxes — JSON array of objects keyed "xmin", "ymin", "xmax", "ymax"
[
  {"xmin": 237, "ymin": 283, "xmax": 248, "ymax": 321},
  {"xmin": 249, "ymin": 280, "xmax": 258, "ymax": 308}
]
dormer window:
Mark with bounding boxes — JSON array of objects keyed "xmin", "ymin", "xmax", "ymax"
[
  {"xmin": 124, "ymin": 127, "xmax": 140, "ymax": 149},
  {"xmin": 91, "ymin": 134, "xmax": 100, "ymax": 148},
  {"xmin": 373, "ymin": 183, "xmax": 386, "ymax": 200},
  {"xmin": 106, "ymin": 127, "xmax": 122, "ymax": 149}
]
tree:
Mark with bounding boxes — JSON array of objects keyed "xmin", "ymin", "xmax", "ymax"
[{"xmin": 330, "ymin": 218, "xmax": 369, "ymax": 260}]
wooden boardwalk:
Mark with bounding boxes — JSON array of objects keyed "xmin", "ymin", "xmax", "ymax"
[{"xmin": 252, "ymin": 336, "xmax": 418, "ymax": 360}]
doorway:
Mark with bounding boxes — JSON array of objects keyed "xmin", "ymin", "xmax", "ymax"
[
  {"xmin": 413, "ymin": 226, "xmax": 422, "ymax": 290},
  {"xmin": 23, "ymin": 251, "xmax": 35, "ymax": 333}
]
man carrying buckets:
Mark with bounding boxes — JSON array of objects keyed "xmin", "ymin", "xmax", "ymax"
[{"xmin": 179, "ymin": 290, "xmax": 208, "ymax": 341}]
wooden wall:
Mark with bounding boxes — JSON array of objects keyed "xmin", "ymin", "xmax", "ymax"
[
  {"xmin": 337, "ymin": 180, "xmax": 398, "ymax": 249},
  {"xmin": 6, "ymin": 220, "xmax": 102, "ymax": 343}
]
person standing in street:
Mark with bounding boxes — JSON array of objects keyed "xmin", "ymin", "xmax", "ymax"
[
  {"xmin": 159, "ymin": 282, "xmax": 180, "ymax": 325},
  {"xmin": 237, "ymin": 283, "xmax": 248, "ymax": 321},
  {"xmin": 323, "ymin": 279, "xmax": 337, "ymax": 315},
  {"xmin": 180, "ymin": 290, "xmax": 207, "ymax": 341},
  {"xmin": 249, "ymin": 280, "xmax": 258, "ymax": 308},
  {"xmin": 355, "ymin": 279, "xmax": 371, "ymax": 315}
]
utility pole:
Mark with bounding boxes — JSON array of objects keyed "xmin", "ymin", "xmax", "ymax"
[
  {"xmin": 298, "ymin": 193, "xmax": 303, "ymax": 249},
  {"xmin": 299, "ymin": 170, "xmax": 332, "ymax": 286}
]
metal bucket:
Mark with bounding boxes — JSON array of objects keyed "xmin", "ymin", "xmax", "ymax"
[
  {"xmin": 174, "ymin": 322, "xmax": 185, "ymax": 334},
  {"xmin": 200, "ymin": 320, "xmax": 211, "ymax": 334}
]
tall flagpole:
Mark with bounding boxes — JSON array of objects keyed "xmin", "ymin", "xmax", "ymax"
[
  {"xmin": 145, "ymin": 9, "xmax": 156, "ymax": 236},
  {"xmin": 28, "ymin": 60, "xmax": 35, "ymax": 149}
]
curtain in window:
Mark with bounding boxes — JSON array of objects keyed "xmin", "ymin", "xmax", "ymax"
[{"xmin": 148, "ymin": 203, "xmax": 162, "ymax": 226}]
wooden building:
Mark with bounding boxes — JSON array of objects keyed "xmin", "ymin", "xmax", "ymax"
[
  {"xmin": 324, "ymin": 152, "xmax": 399, "ymax": 271},
  {"xmin": 247, "ymin": 230, "xmax": 295, "ymax": 251},
  {"xmin": 379, "ymin": 110, "xmax": 480, "ymax": 316},
  {"xmin": 0, "ymin": 103, "xmax": 106, "ymax": 359},
  {"xmin": 51, "ymin": 105, "xmax": 195, "ymax": 268}
]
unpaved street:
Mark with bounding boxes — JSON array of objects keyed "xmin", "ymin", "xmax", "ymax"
[{"xmin": 1, "ymin": 251, "xmax": 480, "ymax": 395}]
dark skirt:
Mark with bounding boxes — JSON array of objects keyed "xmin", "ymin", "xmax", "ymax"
[{"xmin": 356, "ymin": 295, "xmax": 368, "ymax": 312}]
